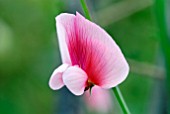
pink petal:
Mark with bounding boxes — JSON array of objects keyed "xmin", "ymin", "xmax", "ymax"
[
  {"xmin": 69, "ymin": 12, "xmax": 129, "ymax": 88},
  {"xmin": 56, "ymin": 12, "xmax": 129, "ymax": 89},
  {"xmin": 62, "ymin": 66, "xmax": 88, "ymax": 96},
  {"xmin": 49, "ymin": 64, "xmax": 69, "ymax": 90},
  {"xmin": 84, "ymin": 86, "xmax": 112, "ymax": 113},
  {"xmin": 56, "ymin": 13, "xmax": 75, "ymax": 64}
]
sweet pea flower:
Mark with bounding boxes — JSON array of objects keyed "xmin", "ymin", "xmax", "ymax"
[
  {"xmin": 49, "ymin": 12, "xmax": 129, "ymax": 96},
  {"xmin": 84, "ymin": 86, "xmax": 112, "ymax": 113}
]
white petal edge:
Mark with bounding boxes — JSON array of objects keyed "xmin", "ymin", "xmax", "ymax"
[
  {"xmin": 56, "ymin": 13, "xmax": 75, "ymax": 64},
  {"xmin": 49, "ymin": 63, "xmax": 69, "ymax": 90}
]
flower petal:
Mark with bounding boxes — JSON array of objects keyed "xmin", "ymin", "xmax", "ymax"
[
  {"xmin": 84, "ymin": 86, "xmax": 112, "ymax": 113},
  {"xmin": 49, "ymin": 64, "xmax": 69, "ymax": 90},
  {"xmin": 56, "ymin": 12, "xmax": 129, "ymax": 89},
  {"xmin": 68, "ymin": 12, "xmax": 129, "ymax": 88},
  {"xmin": 56, "ymin": 13, "xmax": 75, "ymax": 64},
  {"xmin": 62, "ymin": 66, "xmax": 88, "ymax": 96}
]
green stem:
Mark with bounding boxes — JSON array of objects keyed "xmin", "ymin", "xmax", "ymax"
[
  {"xmin": 80, "ymin": 0, "xmax": 91, "ymax": 21},
  {"xmin": 79, "ymin": 0, "xmax": 130, "ymax": 113},
  {"xmin": 112, "ymin": 87, "xmax": 130, "ymax": 114}
]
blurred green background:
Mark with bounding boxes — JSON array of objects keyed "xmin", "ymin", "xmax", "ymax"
[{"xmin": 0, "ymin": 0, "xmax": 169, "ymax": 114}]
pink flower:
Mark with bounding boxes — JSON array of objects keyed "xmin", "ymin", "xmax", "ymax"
[
  {"xmin": 49, "ymin": 12, "xmax": 129, "ymax": 96},
  {"xmin": 84, "ymin": 86, "xmax": 112, "ymax": 113}
]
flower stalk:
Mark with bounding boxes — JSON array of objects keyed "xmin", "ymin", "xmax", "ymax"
[
  {"xmin": 80, "ymin": 0, "xmax": 91, "ymax": 21},
  {"xmin": 79, "ymin": 0, "xmax": 131, "ymax": 113},
  {"xmin": 112, "ymin": 87, "xmax": 130, "ymax": 114}
]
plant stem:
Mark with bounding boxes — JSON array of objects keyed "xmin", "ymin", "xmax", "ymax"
[
  {"xmin": 112, "ymin": 87, "xmax": 130, "ymax": 114},
  {"xmin": 79, "ymin": 0, "xmax": 130, "ymax": 113},
  {"xmin": 80, "ymin": 0, "xmax": 91, "ymax": 21}
]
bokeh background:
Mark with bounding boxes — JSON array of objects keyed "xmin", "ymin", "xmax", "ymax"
[{"xmin": 0, "ymin": 0, "xmax": 170, "ymax": 114}]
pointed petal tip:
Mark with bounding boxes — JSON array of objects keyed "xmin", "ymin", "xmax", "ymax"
[
  {"xmin": 56, "ymin": 12, "xmax": 84, "ymax": 21},
  {"xmin": 76, "ymin": 11, "xmax": 80, "ymax": 15},
  {"xmin": 76, "ymin": 11, "xmax": 85, "ymax": 19}
]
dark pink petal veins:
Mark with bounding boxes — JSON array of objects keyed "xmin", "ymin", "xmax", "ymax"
[
  {"xmin": 67, "ymin": 29, "xmax": 108, "ymax": 85},
  {"xmin": 57, "ymin": 12, "xmax": 129, "ymax": 89}
]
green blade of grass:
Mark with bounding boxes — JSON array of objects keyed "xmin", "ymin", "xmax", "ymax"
[{"xmin": 155, "ymin": 0, "xmax": 170, "ymax": 112}]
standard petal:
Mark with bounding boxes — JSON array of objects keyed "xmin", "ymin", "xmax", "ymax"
[
  {"xmin": 49, "ymin": 64, "xmax": 69, "ymax": 90},
  {"xmin": 67, "ymin": 12, "xmax": 129, "ymax": 88},
  {"xmin": 56, "ymin": 13, "xmax": 75, "ymax": 64},
  {"xmin": 84, "ymin": 86, "xmax": 112, "ymax": 113},
  {"xmin": 62, "ymin": 66, "xmax": 88, "ymax": 96}
]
